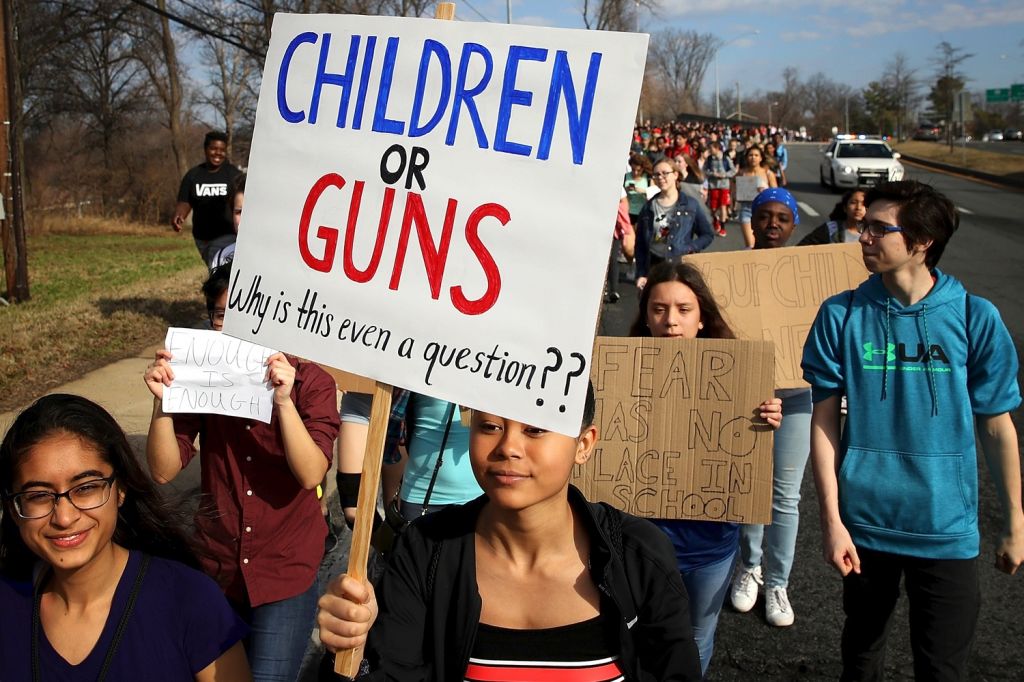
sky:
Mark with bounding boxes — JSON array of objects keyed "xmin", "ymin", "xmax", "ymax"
[{"xmin": 452, "ymin": 0, "xmax": 1024, "ymax": 100}]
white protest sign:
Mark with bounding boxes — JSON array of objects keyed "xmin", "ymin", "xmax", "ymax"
[
  {"xmin": 734, "ymin": 175, "xmax": 759, "ymax": 202},
  {"xmin": 162, "ymin": 328, "xmax": 276, "ymax": 423},
  {"xmin": 224, "ymin": 14, "xmax": 648, "ymax": 435}
]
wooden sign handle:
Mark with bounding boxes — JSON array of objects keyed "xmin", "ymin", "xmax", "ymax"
[
  {"xmin": 335, "ymin": 3, "xmax": 455, "ymax": 676},
  {"xmin": 334, "ymin": 380, "xmax": 392, "ymax": 677}
]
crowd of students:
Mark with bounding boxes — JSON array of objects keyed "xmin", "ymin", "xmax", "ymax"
[{"xmin": 1, "ymin": 123, "xmax": 1022, "ymax": 682}]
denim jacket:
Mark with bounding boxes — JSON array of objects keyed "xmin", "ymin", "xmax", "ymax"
[{"xmin": 635, "ymin": 192, "xmax": 714, "ymax": 279}]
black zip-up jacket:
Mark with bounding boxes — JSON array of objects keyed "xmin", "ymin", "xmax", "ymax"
[{"xmin": 335, "ymin": 486, "xmax": 701, "ymax": 681}]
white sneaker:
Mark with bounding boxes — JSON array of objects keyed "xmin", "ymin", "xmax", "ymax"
[
  {"xmin": 729, "ymin": 565, "xmax": 763, "ymax": 613},
  {"xmin": 765, "ymin": 586, "xmax": 795, "ymax": 627}
]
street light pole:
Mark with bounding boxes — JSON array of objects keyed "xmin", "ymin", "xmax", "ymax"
[{"xmin": 714, "ymin": 30, "xmax": 759, "ymax": 121}]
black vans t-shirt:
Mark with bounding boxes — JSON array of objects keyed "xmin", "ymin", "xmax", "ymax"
[{"xmin": 177, "ymin": 162, "xmax": 241, "ymax": 240}]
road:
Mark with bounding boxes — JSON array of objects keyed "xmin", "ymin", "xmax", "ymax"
[
  {"xmin": 4, "ymin": 143, "xmax": 1017, "ymax": 682},
  {"xmin": 605, "ymin": 143, "xmax": 1024, "ymax": 680}
]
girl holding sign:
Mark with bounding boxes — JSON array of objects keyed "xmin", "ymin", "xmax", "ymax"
[
  {"xmin": 728, "ymin": 188, "xmax": 812, "ymax": 629},
  {"xmin": 628, "ymin": 261, "xmax": 782, "ymax": 676},
  {"xmin": 144, "ymin": 263, "xmax": 340, "ymax": 682},
  {"xmin": 316, "ymin": 386, "xmax": 703, "ymax": 681},
  {"xmin": 0, "ymin": 394, "xmax": 250, "ymax": 680},
  {"xmin": 734, "ymin": 146, "xmax": 778, "ymax": 249}
]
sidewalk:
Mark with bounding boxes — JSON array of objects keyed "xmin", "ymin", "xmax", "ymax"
[{"xmin": 1, "ymin": 344, "xmax": 162, "ymax": 438}]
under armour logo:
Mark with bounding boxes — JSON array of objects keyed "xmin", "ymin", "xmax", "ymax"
[{"xmin": 863, "ymin": 342, "xmax": 895, "ymax": 362}]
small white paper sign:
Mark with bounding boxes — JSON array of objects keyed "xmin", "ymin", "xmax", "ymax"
[
  {"xmin": 161, "ymin": 327, "xmax": 276, "ymax": 423},
  {"xmin": 735, "ymin": 175, "xmax": 759, "ymax": 202}
]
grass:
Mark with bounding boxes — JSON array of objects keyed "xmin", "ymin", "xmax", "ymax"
[
  {"xmin": 894, "ymin": 140, "xmax": 1024, "ymax": 180},
  {"xmin": 0, "ymin": 215, "xmax": 208, "ymax": 413}
]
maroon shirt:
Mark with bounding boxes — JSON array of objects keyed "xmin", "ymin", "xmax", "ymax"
[{"xmin": 172, "ymin": 357, "xmax": 339, "ymax": 607}]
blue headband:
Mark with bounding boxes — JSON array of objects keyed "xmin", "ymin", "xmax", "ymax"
[{"xmin": 751, "ymin": 188, "xmax": 800, "ymax": 224}]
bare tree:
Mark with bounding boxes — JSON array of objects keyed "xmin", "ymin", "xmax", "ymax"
[
  {"xmin": 50, "ymin": 0, "xmax": 153, "ymax": 207},
  {"xmin": 928, "ymin": 41, "xmax": 973, "ymax": 148},
  {"xmin": 766, "ymin": 67, "xmax": 804, "ymax": 131},
  {"xmin": 130, "ymin": 0, "xmax": 190, "ymax": 178},
  {"xmin": 197, "ymin": 35, "xmax": 258, "ymax": 159},
  {"xmin": 646, "ymin": 28, "xmax": 719, "ymax": 114},
  {"xmin": 882, "ymin": 52, "xmax": 921, "ymax": 140},
  {"xmin": 581, "ymin": 0, "xmax": 659, "ymax": 31}
]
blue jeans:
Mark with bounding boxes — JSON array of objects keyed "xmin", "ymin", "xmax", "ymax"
[
  {"xmin": 239, "ymin": 579, "xmax": 320, "ymax": 682},
  {"xmin": 739, "ymin": 389, "xmax": 812, "ymax": 588},
  {"xmin": 682, "ymin": 549, "xmax": 737, "ymax": 677}
]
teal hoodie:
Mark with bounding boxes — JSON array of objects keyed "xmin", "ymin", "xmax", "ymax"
[{"xmin": 802, "ymin": 270, "xmax": 1021, "ymax": 559}]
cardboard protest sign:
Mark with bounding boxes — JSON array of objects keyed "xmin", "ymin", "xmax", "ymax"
[
  {"xmin": 685, "ymin": 242, "xmax": 869, "ymax": 388},
  {"xmin": 223, "ymin": 13, "xmax": 648, "ymax": 435},
  {"xmin": 161, "ymin": 328, "xmax": 275, "ymax": 423},
  {"xmin": 734, "ymin": 175, "xmax": 759, "ymax": 202},
  {"xmin": 572, "ymin": 336, "xmax": 775, "ymax": 523}
]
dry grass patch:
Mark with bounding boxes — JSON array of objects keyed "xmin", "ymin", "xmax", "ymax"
[
  {"xmin": 1, "ymin": 218, "xmax": 207, "ymax": 412},
  {"xmin": 895, "ymin": 141, "xmax": 1024, "ymax": 180}
]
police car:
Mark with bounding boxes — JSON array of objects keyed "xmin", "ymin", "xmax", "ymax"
[{"xmin": 819, "ymin": 135, "xmax": 905, "ymax": 190}]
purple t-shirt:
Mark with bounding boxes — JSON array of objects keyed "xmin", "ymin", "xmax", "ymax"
[{"xmin": 0, "ymin": 550, "xmax": 248, "ymax": 680}]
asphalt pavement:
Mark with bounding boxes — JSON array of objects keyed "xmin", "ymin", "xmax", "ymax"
[
  {"xmin": 605, "ymin": 143, "xmax": 1024, "ymax": 680},
  {"xmin": 2, "ymin": 143, "xmax": 1021, "ymax": 682}
]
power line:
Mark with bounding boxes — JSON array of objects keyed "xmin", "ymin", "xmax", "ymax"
[
  {"xmin": 125, "ymin": 0, "xmax": 261, "ymax": 57},
  {"xmin": 459, "ymin": 0, "xmax": 494, "ymax": 22}
]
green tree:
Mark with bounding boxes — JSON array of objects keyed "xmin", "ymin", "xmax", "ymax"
[{"xmin": 863, "ymin": 80, "xmax": 897, "ymax": 136}]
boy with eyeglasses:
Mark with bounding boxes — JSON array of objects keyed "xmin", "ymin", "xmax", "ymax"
[{"xmin": 801, "ymin": 180, "xmax": 1023, "ymax": 681}]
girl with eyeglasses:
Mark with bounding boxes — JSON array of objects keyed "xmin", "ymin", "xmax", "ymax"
[
  {"xmin": 634, "ymin": 159, "xmax": 715, "ymax": 292},
  {"xmin": 0, "ymin": 394, "xmax": 250, "ymax": 680}
]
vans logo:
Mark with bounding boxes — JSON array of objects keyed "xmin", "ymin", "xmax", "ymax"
[{"xmin": 195, "ymin": 183, "xmax": 228, "ymax": 197}]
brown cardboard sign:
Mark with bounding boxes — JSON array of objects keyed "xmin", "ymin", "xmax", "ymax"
[
  {"xmin": 684, "ymin": 242, "xmax": 869, "ymax": 389},
  {"xmin": 572, "ymin": 337, "xmax": 775, "ymax": 523}
]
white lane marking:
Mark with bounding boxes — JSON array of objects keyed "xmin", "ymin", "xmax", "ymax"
[
  {"xmin": 797, "ymin": 201, "xmax": 820, "ymax": 217},
  {"xmin": 956, "ymin": 206, "xmax": 974, "ymax": 215}
]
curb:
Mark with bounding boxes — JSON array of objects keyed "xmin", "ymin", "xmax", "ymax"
[{"xmin": 899, "ymin": 153, "xmax": 1024, "ymax": 191}]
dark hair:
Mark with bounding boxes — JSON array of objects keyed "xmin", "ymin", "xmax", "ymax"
[
  {"xmin": 226, "ymin": 173, "xmax": 247, "ymax": 224},
  {"xmin": 203, "ymin": 261, "xmax": 232, "ymax": 310},
  {"xmin": 629, "ymin": 261, "xmax": 735, "ymax": 339},
  {"xmin": 581, "ymin": 380, "xmax": 596, "ymax": 431},
  {"xmin": 829, "ymin": 189, "xmax": 865, "ymax": 222},
  {"xmin": 741, "ymin": 145, "xmax": 766, "ymax": 171},
  {"xmin": 204, "ymin": 131, "xmax": 229, "ymax": 148},
  {"xmin": 864, "ymin": 180, "xmax": 958, "ymax": 268},
  {"xmin": 628, "ymin": 153, "xmax": 652, "ymax": 175},
  {"xmin": 0, "ymin": 394, "xmax": 199, "ymax": 580}
]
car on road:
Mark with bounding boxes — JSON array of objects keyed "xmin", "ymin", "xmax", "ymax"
[
  {"xmin": 1005, "ymin": 128, "xmax": 1023, "ymax": 141},
  {"xmin": 984, "ymin": 130, "xmax": 1005, "ymax": 141},
  {"xmin": 913, "ymin": 124, "xmax": 941, "ymax": 141},
  {"xmin": 819, "ymin": 136, "xmax": 905, "ymax": 190}
]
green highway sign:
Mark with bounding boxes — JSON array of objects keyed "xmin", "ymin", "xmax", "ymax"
[
  {"xmin": 987, "ymin": 88, "xmax": 1010, "ymax": 103},
  {"xmin": 1012, "ymin": 84, "xmax": 1024, "ymax": 103}
]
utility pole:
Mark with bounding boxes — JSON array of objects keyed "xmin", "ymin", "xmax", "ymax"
[
  {"xmin": 1, "ymin": 0, "xmax": 30, "ymax": 303},
  {"xmin": 635, "ymin": 1, "xmax": 643, "ymax": 125},
  {"xmin": 736, "ymin": 81, "xmax": 741, "ymax": 122}
]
